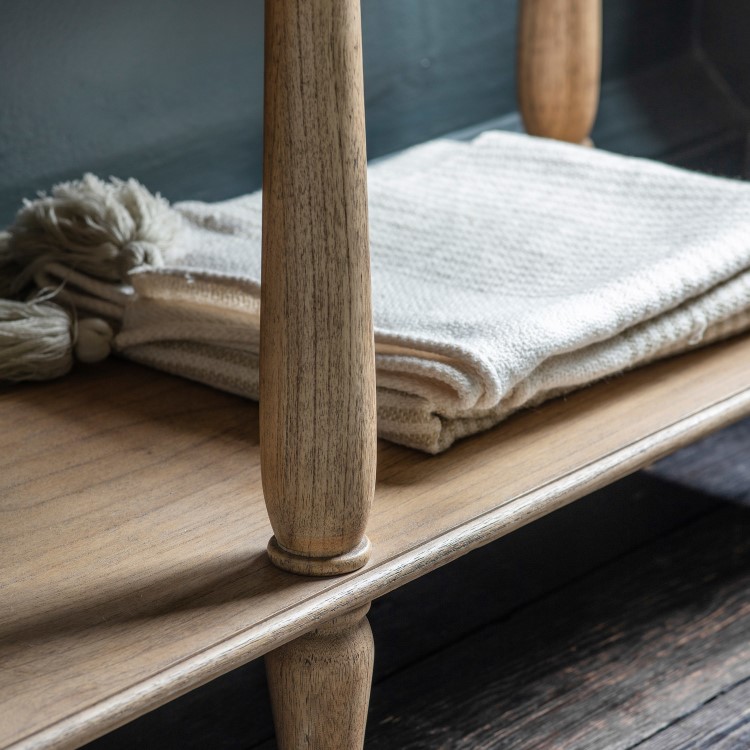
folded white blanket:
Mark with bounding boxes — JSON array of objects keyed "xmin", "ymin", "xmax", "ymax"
[{"xmin": 6, "ymin": 131, "xmax": 750, "ymax": 452}]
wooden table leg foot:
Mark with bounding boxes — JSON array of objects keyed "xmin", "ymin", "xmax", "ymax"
[
  {"xmin": 266, "ymin": 604, "xmax": 374, "ymax": 750},
  {"xmin": 267, "ymin": 535, "xmax": 372, "ymax": 577}
]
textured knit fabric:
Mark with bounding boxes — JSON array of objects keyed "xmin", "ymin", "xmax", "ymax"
[{"xmin": 30, "ymin": 131, "xmax": 750, "ymax": 452}]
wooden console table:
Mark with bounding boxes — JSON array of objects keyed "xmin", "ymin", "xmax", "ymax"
[{"xmin": 3, "ymin": 1, "xmax": 750, "ymax": 748}]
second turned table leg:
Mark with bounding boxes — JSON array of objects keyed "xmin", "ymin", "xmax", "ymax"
[{"xmin": 265, "ymin": 605, "xmax": 375, "ymax": 750}]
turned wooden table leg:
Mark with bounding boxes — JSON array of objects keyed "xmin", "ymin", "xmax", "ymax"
[
  {"xmin": 517, "ymin": 0, "xmax": 602, "ymax": 145},
  {"xmin": 260, "ymin": 0, "xmax": 376, "ymax": 744},
  {"xmin": 260, "ymin": 0, "xmax": 376, "ymax": 577},
  {"xmin": 266, "ymin": 605, "xmax": 375, "ymax": 750}
]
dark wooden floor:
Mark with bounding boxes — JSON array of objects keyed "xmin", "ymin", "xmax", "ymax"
[
  {"xmin": 86, "ymin": 413, "xmax": 750, "ymax": 750},
  {"xmin": 360, "ymin": 504, "xmax": 750, "ymax": 750}
]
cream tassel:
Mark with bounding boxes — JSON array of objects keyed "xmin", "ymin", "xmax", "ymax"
[
  {"xmin": 75, "ymin": 317, "xmax": 115, "ymax": 363},
  {"xmin": 0, "ymin": 295, "xmax": 114, "ymax": 382},
  {"xmin": 4, "ymin": 173, "xmax": 178, "ymax": 295},
  {"xmin": 0, "ymin": 174, "xmax": 175, "ymax": 382},
  {"xmin": 0, "ymin": 298, "xmax": 72, "ymax": 381}
]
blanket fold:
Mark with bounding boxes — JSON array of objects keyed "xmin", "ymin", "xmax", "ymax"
[{"xmin": 4, "ymin": 131, "xmax": 750, "ymax": 453}]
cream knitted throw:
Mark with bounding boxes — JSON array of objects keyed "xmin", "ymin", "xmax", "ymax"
[{"xmin": 6, "ymin": 131, "xmax": 750, "ymax": 453}]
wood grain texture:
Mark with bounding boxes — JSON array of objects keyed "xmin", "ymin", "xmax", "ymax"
[
  {"xmin": 637, "ymin": 675, "xmax": 750, "ymax": 749},
  {"xmin": 363, "ymin": 507, "xmax": 750, "ymax": 749},
  {"xmin": 518, "ymin": 0, "xmax": 602, "ymax": 144},
  {"xmin": 260, "ymin": 0, "xmax": 377, "ymax": 573},
  {"xmin": 3, "ymin": 334, "xmax": 750, "ymax": 749},
  {"xmin": 266, "ymin": 604, "xmax": 373, "ymax": 750},
  {"xmin": 83, "ymin": 475, "xmax": 715, "ymax": 750}
]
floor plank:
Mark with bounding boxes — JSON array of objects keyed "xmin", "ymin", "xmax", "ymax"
[
  {"xmin": 638, "ymin": 677, "xmax": 750, "ymax": 749},
  {"xmin": 360, "ymin": 507, "xmax": 750, "ymax": 750}
]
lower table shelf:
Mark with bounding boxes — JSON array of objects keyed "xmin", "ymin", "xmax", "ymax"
[{"xmin": 3, "ymin": 334, "xmax": 750, "ymax": 749}]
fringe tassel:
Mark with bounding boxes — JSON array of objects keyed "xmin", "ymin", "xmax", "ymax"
[
  {"xmin": 0, "ymin": 295, "xmax": 115, "ymax": 382},
  {"xmin": 0, "ymin": 298, "xmax": 74, "ymax": 381},
  {"xmin": 0, "ymin": 174, "xmax": 175, "ymax": 382},
  {"xmin": 5, "ymin": 173, "xmax": 178, "ymax": 295}
]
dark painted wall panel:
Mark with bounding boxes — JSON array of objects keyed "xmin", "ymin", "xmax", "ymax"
[
  {"xmin": 601, "ymin": 0, "xmax": 693, "ymax": 80},
  {"xmin": 0, "ymin": 0, "xmax": 694, "ymax": 223},
  {"xmin": 361, "ymin": 0, "xmax": 515, "ymax": 156},
  {"xmin": 0, "ymin": 0, "xmax": 266, "ymax": 205},
  {"xmin": 700, "ymin": 0, "xmax": 750, "ymax": 107}
]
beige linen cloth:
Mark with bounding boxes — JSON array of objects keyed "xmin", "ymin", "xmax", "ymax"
[{"xmin": 10, "ymin": 131, "xmax": 750, "ymax": 452}]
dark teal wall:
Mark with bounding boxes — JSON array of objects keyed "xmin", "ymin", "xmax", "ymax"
[
  {"xmin": 700, "ymin": 0, "xmax": 750, "ymax": 107},
  {"xmin": 0, "ymin": 0, "xmax": 696, "ymax": 223}
]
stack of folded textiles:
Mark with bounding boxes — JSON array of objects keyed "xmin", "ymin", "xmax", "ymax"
[{"xmin": 3, "ymin": 130, "xmax": 750, "ymax": 453}]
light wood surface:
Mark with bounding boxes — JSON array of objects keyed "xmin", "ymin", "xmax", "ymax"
[
  {"xmin": 2, "ymin": 335, "xmax": 750, "ymax": 749},
  {"xmin": 260, "ymin": 0, "xmax": 376, "ymax": 575},
  {"xmin": 517, "ymin": 0, "xmax": 602, "ymax": 144},
  {"xmin": 266, "ymin": 604, "xmax": 373, "ymax": 749}
]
